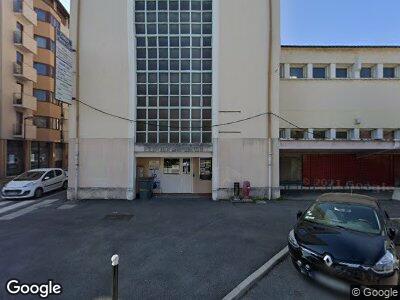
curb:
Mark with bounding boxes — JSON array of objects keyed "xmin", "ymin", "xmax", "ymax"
[{"xmin": 222, "ymin": 246, "xmax": 289, "ymax": 300}]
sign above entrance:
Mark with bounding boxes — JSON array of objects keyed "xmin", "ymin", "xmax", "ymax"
[{"xmin": 137, "ymin": 144, "xmax": 213, "ymax": 154}]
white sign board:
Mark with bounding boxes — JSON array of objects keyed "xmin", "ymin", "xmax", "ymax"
[{"xmin": 55, "ymin": 30, "xmax": 73, "ymax": 104}]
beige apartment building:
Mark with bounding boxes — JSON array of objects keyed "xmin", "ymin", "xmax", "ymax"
[
  {"xmin": 0, "ymin": 0, "xmax": 69, "ymax": 178},
  {"xmin": 68, "ymin": 0, "xmax": 400, "ymax": 200}
]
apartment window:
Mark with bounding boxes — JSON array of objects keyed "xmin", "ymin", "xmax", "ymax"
[
  {"xmin": 313, "ymin": 67, "xmax": 326, "ymax": 79},
  {"xmin": 336, "ymin": 68, "xmax": 348, "ymax": 78},
  {"xmin": 360, "ymin": 129, "xmax": 372, "ymax": 140},
  {"xmin": 35, "ymin": 8, "xmax": 49, "ymax": 22},
  {"xmin": 34, "ymin": 89, "xmax": 49, "ymax": 101},
  {"xmin": 135, "ymin": 0, "xmax": 212, "ymax": 144},
  {"xmin": 290, "ymin": 67, "xmax": 304, "ymax": 79},
  {"xmin": 13, "ymin": 0, "xmax": 23, "ymax": 12},
  {"xmin": 34, "ymin": 62, "xmax": 54, "ymax": 77},
  {"xmin": 336, "ymin": 131, "xmax": 348, "ymax": 139},
  {"xmin": 34, "ymin": 116, "xmax": 61, "ymax": 130},
  {"xmin": 360, "ymin": 67, "xmax": 372, "ymax": 78},
  {"xmin": 313, "ymin": 130, "xmax": 326, "ymax": 139},
  {"xmin": 291, "ymin": 130, "xmax": 304, "ymax": 140},
  {"xmin": 383, "ymin": 67, "xmax": 396, "ymax": 79},
  {"xmin": 16, "ymin": 51, "xmax": 23, "ymax": 65},
  {"xmin": 35, "ymin": 35, "xmax": 55, "ymax": 51}
]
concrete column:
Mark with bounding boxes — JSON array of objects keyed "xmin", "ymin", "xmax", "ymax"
[
  {"xmin": 305, "ymin": 128, "xmax": 314, "ymax": 140},
  {"xmin": 396, "ymin": 66, "xmax": 400, "ymax": 79},
  {"xmin": 376, "ymin": 64, "xmax": 384, "ymax": 79},
  {"xmin": 49, "ymin": 143, "xmax": 55, "ymax": 167},
  {"xmin": 349, "ymin": 128, "xmax": 360, "ymax": 140},
  {"xmin": 0, "ymin": 140, "xmax": 6, "ymax": 178},
  {"xmin": 372, "ymin": 129, "xmax": 384, "ymax": 140},
  {"xmin": 394, "ymin": 130, "xmax": 400, "ymax": 141},
  {"xmin": 284, "ymin": 63, "xmax": 290, "ymax": 79},
  {"xmin": 307, "ymin": 63, "xmax": 313, "ymax": 79},
  {"xmin": 23, "ymin": 141, "xmax": 31, "ymax": 172},
  {"xmin": 326, "ymin": 129, "xmax": 336, "ymax": 140},
  {"xmin": 329, "ymin": 63, "xmax": 336, "ymax": 79}
]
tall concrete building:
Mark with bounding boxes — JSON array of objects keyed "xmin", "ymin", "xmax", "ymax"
[
  {"xmin": 68, "ymin": 0, "xmax": 400, "ymax": 201},
  {"xmin": 68, "ymin": 0, "xmax": 280, "ymax": 200},
  {"xmin": 0, "ymin": 0, "xmax": 69, "ymax": 178}
]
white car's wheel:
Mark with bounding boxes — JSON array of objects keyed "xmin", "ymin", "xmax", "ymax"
[
  {"xmin": 62, "ymin": 181, "xmax": 68, "ymax": 190},
  {"xmin": 34, "ymin": 188, "xmax": 43, "ymax": 199}
]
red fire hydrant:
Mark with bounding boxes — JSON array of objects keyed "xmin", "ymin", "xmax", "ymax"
[{"xmin": 243, "ymin": 181, "xmax": 251, "ymax": 199}]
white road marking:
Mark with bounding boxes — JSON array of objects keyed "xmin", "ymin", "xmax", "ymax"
[
  {"xmin": 391, "ymin": 218, "xmax": 400, "ymax": 221},
  {"xmin": 0, "ymin": 201, "xmax": 12, "ymax": 207},
  {"xmin": 0, "ymin": 200, "xmax": 35, "ymax": 215},
  {"xmin": 57, "ymin": 204, "xmax": 76, "ymax": 210},
  {"xmin": 41, "ymin": 190, "xmax": 66, "ymax": 200},
  {"xmin": 0, "ymin": 199, "xmax": 59, "ymax": 220},
  {"xmin": 223, "ymin": 246, "xmax": 289, "ymax": 300}
]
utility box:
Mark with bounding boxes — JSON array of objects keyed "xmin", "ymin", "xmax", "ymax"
[
  {"xmin": 138, "ymin": 177, "xmax": 154, "ymax": 200},
  {"xmin": 243, "ymin": 181, "xmax": 251, "ymax": 199}
]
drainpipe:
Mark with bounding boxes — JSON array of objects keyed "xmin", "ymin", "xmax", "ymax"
[
  {"xmin": 73, "ymin": 0, "xmax": 81, "ymax": 200},
  {"xmin": 267, "ymin": 0, "xmax": 274, "ymax": 200}
]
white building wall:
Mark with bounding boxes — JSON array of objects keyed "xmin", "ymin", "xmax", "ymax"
[{"xmin": 68, "ymin": 0, "xmax": 136, "ymax": 200}]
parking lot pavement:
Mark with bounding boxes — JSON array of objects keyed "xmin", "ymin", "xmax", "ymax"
[
  {"xmin": 0, "ymin": 197, "xmax": 313, "ymax": 300},
  {"xmin": 243, "ymin": 257, "xmax": 346, "ymax": 300}
]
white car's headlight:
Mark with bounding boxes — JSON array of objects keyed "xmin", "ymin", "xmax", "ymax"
[
  {"xmin": 288, "ymin": 229, "xmax": 299, "ymax": 248},
  {"xmin": 23, "ymin": 182, "xmax": 35, "ymax": 188},
  {"xmin": 372, "ymin": 250, "xmax": 398, "ymax": 274}
]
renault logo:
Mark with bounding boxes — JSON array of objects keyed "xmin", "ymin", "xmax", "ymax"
[{"xmin": 323, "ymin": 254, "xmax": 333, "ymax": 267}]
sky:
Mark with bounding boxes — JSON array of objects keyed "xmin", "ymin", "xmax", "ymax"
[{"xmin": 59, "ymin": 0, "xmax": 400, "ymax": 46}]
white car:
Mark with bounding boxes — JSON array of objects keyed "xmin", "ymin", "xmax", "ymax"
[{"xmin": 1, "ymin": 168, "xmax": 68, "ymax": 199}]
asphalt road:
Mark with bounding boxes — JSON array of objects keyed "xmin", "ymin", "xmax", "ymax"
[
  {"xmin": 0, "ymin": 190, "xmax": 398, "ymax": 299},
  {"xmin": 0, "ymin": 193, "xmax": 312, "ymax": 300}
]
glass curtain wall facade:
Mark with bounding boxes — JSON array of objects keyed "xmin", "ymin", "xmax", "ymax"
[{"xmin": 134, "ymin": 0, "xmax": 213, "ymax": 144}]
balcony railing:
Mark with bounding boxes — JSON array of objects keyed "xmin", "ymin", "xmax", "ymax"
[
  {"xmin": 13, "ymin": 62, "xmax": 37, "ymax": 82},
  {"xmin": 14, "ymin": 31, "xmax": 22, "ymax": 44},
  {"xmin": 13, "ymin": 93, "xmax": 37, "ymax": 111},
  {"xmin": 13, "ymin": 31, "xmax": 37, "ymax": 54}
]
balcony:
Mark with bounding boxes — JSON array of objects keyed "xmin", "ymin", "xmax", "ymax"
[
  {"xmin": 13, "ymin": 123, "xmax": 37, "ymax": 140},
  {"xmin": 13, "ymin": 92, "xmax": 37, "ymax": 111},
  {"xmin": 14, "ymin": 31, "xmax": 37, "ymax": 55},
  {"xmin": 13, "ymin": 62, "xmax": 37, "ymax": 82},
  {"xmin": 13, "ymin": 0, "xmax": 37, "ymax": 26}
]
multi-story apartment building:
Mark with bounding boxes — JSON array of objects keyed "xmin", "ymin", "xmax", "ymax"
[
  {"xmin": 0, "ymin": 0, "xmax": 69, "ymax": 178},
  {"xmin": 280, "ymin": 46, "xmax": 400, "ymax": 189},
  {"xmin": 68, "ymin": 0, "xmax": 400, "ymax": 200}
]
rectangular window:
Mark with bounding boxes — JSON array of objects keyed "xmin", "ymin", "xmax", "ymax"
[
  {"xmin": 290, "ymin": 67, "xmax": 304, "ymax": 79},
  {"xmin": 35, "ymin": 35, "xmax": 55, "ymax": 51},
  {"xmin": 16, "ymin": 51, "xmax": 23, "ymax": 65},
  {"xmin": 163, "ymin": 158, "xmax": 180, "ymax": 174},
  {"xmin": 35, "ymin": 8, "xmax": 49, "ymax": 22},
  {"xmin": 34, "ymin": 62, "xmax": 54, "ymax": 77},
  {"xmin": 199, "ymin": 158, "xmax": 212, "ymax": 180},
  {"xmin": 291, "ymin": 130, "xmax": 304, "ymax": 140},
  {"xmin": 383, "ymin": 67, "xmax": 395, "ymax": 79},
  {"xmin": 313, "ymin": 67, "xmax": 326, "ymax": 79},
  {"xmin": 360, "ymin": 67, "xmax": 372, "ymax": 78},
  {"xmin": 313, "ymin": 130, "xmax": 326, "ymax": 140},
  {"xmin": 134, "ymin": 0, "xmax": 212, "ymax": 144},
  {"xmin": 336, "ymin": 68, "xmax": 348, "ymax": 78},
  {"xmin": 336, "ymin": 131, "xmax": 348, "ymax": 139}
]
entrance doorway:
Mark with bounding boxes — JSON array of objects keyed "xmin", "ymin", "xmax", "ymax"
[{"xmin": 161, "ymin": 158, "xmax": 193, "ymax": 193}]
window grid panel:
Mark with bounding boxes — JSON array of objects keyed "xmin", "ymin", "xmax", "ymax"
[{"xmin": 135, "ymin": 0, "xmax": 212, "ymax": 144}]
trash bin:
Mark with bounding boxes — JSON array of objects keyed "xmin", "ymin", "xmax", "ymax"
[{"xmin": 138, "ymin": 177, "xmax": 154, "ymax": 199}]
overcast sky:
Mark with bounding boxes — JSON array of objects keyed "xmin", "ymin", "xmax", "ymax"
[{"xmin": 59, "ymin": 0, "xmax": 400, "ymax": 46}]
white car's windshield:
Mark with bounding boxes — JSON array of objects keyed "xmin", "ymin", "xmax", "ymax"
[
  {"xmin": 303, "ymin": 202, "xmax": 381, "ymax": 235},
  {"xmin": 14, "ymin": 171, "xmax": 45, "ymax": 181}
]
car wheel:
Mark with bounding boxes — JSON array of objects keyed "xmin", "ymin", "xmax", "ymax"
[
  {"xmin": 34, "ymin": 188, "xmax": 43, "ymax": 199},
  {"xmin": 62, "ymin": 181, "xmax": 68, "ymax": 190}
]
